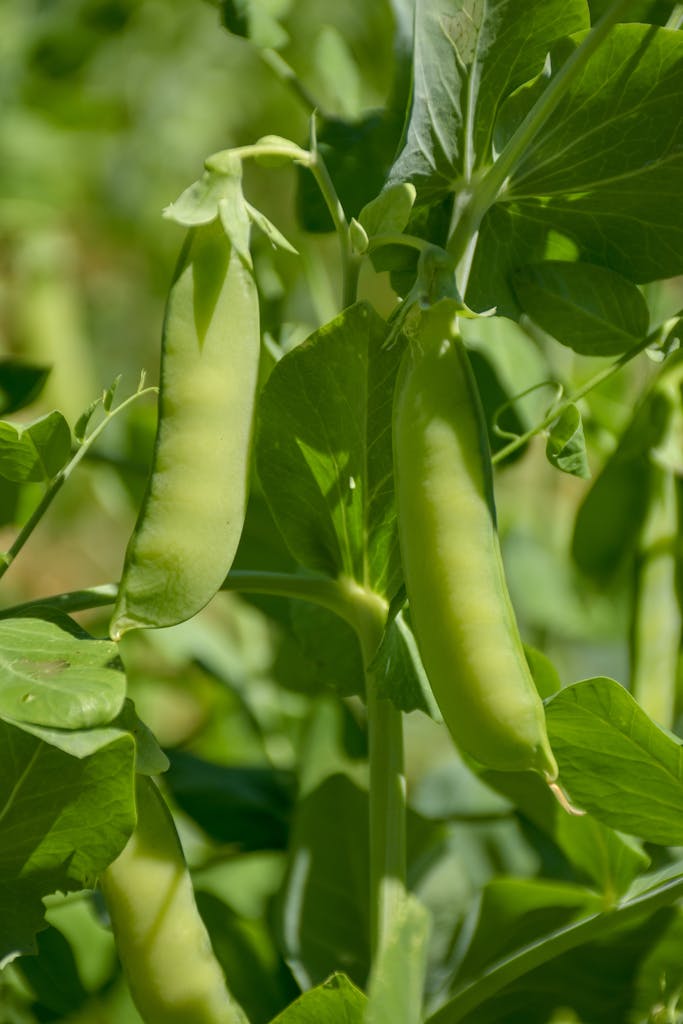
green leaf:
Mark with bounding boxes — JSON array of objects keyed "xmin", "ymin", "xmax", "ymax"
[
  {"xmin": 372, "ymin": 610, "xmax": 442, "ymax": 718},
  {"xmin": 452, "ymin": 878, "xmax": 601, "ymax": 990},
  {"xmin": 289, "ymin": 600, "xmax": 365, "ymax": 699},
  {"xmin": 366, "ymin": 893, "xmax": 431, "ymax": 1024},
  {"xmin": 0, "ymin": 719, "xmax": 135, "ymax": 964},
  {"xmin": 269, "ymin": 973, "xmax": 366, "ymax": 1024},
  {"xmin": 15, "ymin": 924, "xmax": 88, "ymax": 1019},
  {"xmin": 546, "ymin": 676, "xmax": 683, "ymax": 844},
  {"xmin": 0, "ymin": 411, "xmax": 71, "ymax": 482},
  {"xmin": 469, "ymin": 25, "xmax": 683, "ymax": 315},
  {"xmin": 359, "ymin": 182, "xmax": 417, "ymax": 238},
  {"xmin": 256, "ymin": 302, "xmax": 402, "ymax": 599},
  {"xmin": 0, "ymin": 616, "xmax": 125, "ymax": 730},
  {"xmin": 545, "ymin": 404, "xmax": 590, "ymax": 479},
  {"xmin": 165, "ymin": 750, "xmax": 295, "ymax": 851},
  {"xmin": 426, "ymin": 866, "xmax": 683, "ymax": 1024},
  {"xmin": 0, "ymin": 361, "xmax": 50, "ymax": 416},
  {"xmin": 388, "ymin": 0, "xmax": 588, "ymax": 200},
  {"xmin": 513, "ymin": 262, "xmax": 650, "ymax": 356},
  {"xmin": 482, "ymin": 768, "xmax": 649, "ymax": 899},
  {"xmin": 196, "ymin": 891, "xmax": 299, "ymax": 1024},
  {"xmin": 275, "ymin": 773, "xmax": 443, "ymax": 991}
]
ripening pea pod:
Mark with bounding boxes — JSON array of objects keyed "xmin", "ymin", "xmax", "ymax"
[
  {"xmin": 100, "ymin": 776, "xmax": 248, "ymax": 1024},
  {"xmin": 393, "ymin": 298, "xmax": 558, "ymax": 781},
  {"xmin": 111, "ymin": 159, "xmax": 260, "ymax": 638}
]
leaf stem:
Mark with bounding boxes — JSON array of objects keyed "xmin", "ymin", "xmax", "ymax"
[
  {"xmin": 666, "ymin": 5, "xmax": 683, "ymax": 29},
  {"xmin": 259, "ymin": 49, "xmax": 325, "ymax": 116},
  {"xmin": 447, "ymin": 0, "xmax": 632, "ymax": 291},
  {"xmin": 490, "ymin": 330, "xmax": 655, "ymax": 466},
  {"xmin": 0, "ymin": 384, "xmax": 156, "ymax": 583}
]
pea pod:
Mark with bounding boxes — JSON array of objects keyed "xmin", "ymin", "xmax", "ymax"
[
  {"xmin": 393, "ymin": 299, "xmax": 558, "ymax": 780},
  {"xmin": 100, "ymin": 776, "xmax": 248, "ymax": 1024},
  {"xmin": 110, "ymin": 162, "xmax": 259, "ymax": 639}
]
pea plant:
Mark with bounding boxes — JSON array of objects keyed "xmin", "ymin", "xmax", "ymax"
[{"xmin": 3, "ymin": 1, "xmax": 683, "ymax": 1022}]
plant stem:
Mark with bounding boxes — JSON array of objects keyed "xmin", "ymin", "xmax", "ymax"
[
  {"xmin": 447, "ymin": 0, "xmax": 632, "ymax": 290},
  {"xmin": 491, "ymin": 331, "xmax": 655, "ymax": 466},
  {"xmin": 366, "ymin": 682, "xmax": 407, "ymax": 961},
  {"xmin": 307, "ymin": 136, "xmax": 359, "ymax": 308},
  {"xmin": 0, "ymin": 385, "xmax": 155, "ymax": 583},
  {"xmin": 259, "ymin": 49, "xmax": 324, "ymax": 116}
]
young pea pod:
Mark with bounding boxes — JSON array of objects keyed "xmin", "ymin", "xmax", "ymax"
[
  {"xmin": 100, "ymin": 776, "xmax": 248, "ymax": 1024},
  {"xmin": 393, "ymin": 299, "xmax": 558, "ymax": 780},
  {"xmin": 110, "ymin": 159, "xmax": 259, "ymax": 639}
]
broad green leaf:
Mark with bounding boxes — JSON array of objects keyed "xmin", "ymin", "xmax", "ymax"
[
  {"xmin": 372, "ymin": 609, "xmax": 441, "ymax": 718},
  {"xmin": 0, "ymin": 361, "xmax": 50, "ymax": 416},
  {"xmin": 275, "ymin": 773, "xmax": 444, "ymax": 991},
  {"xmin": 15, "ymin": 925, "xmax": 88, "ymax": 1019},
  {"xmin": 165, "ymin": 750, "xmax": 295, "ymax": 851},
  {"xmin": 523, "ymin": 645, "xmax": 563, "ymax": 700},
  {"xmin": 469, "ymin": 25, "xmax": 683, "ymax": 315},
  {"xmin": 452, "ymin": 878, "xmax": 601, "ymax": 989},
  {"xmin": 0, "ymin": 720, "xmax": 135, "ymax": 964},
  {"xmin": 388, "ymin": 0, "xmax": 588, "ymax": 200},
  {"xmin": 546, "ymin": 677, "xmax": 683, "ymax": 844},
  {"xmin": 0, "ymin": 616, "xmax": 124, "ymax": 730},
  {"xmin": 545, "ymin": 404, "xmax": 590, "ymax": 479},
  {"xmin": 269, "ymin": 973, "xmax": 367, "ymax": 1024},
  {"xmin": 482, "ymin": 768, "xmax": 648, "ymax": 899},
  {"xmin": 366, "ymin": 893, "xmax": 431, "ymax": 1024},
  {"xmin": 359, "ymin": 183, "xmax": 417, "ymax": 238},
  {"xmin": 427, "ymin": 866, "xmax": 683, "ymax": 1024},
  {"xmin": 513, "ymin": 262, "xmax": 649, "ymax": 356},
  {"xmin": 9, "ymin": 699, "xmax": 169, "ymax": 774},
  {"xmin": 0, "ymin": 411, "xmax": 71, "ymax": 482},
  {"xmin": 289, "ymin": 600, "xmax": 365, "ymax": 699},
  {"xmin": 197, "ymin": 891, "xmax": 299, "ymax": 1024},
  {"xmin": 256, "ymin": 302, "xmax": 402, "ymax": 599}
]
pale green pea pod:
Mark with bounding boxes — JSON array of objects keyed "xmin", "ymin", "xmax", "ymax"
[
  {"xmin": 393, "ymin": 298, "xmax": 558, "ymax": 781},
  {"xmin": 100, "ymin": 776, "xmax": 248, "ymax": 1024},
  {"xmin": 110, "ymin": 160, "xmax": 259, "ymax": 638}
]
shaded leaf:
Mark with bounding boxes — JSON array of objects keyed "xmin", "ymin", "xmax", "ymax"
[
  {"xmin": 165, "ymin": 750, "xmax": 295, "ymax": 851},
  {"xmin": 372, "ymin": 609, "xmax": 441, "ymax": 718},
  {"xmin": 0, "ymin": 411, "xmax": 71, "ymax": 482},
  {"xmin": 545, "ymin": 404, "xmax": 590, "ymax": 479},
  {"xmin": 256, "ymin": 302, "xmax": 402, "ymax": 599},
  {"xmin": 0, "ymin": 720, "xmax": 135, "ymax": 964},
  {"xmin": 359, "ymin": 182, "xmax": 417, "ymax": 238},
  {"xmin": 513, "ymin": 261, "xmax": 649, "ymax": 356},
  {"xmin": 0, "ymin": 361, "xmax": 50, "ymax": 416}
]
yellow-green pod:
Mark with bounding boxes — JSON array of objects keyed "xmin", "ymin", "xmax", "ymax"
[
  {"xmin": 110, "ymin": 177, "xmax": 259, "ymax": 639},
  {"xmin": 393, "ymin": 300, "xmax": 558, "ymax": 780},
  {"xmin": 100, "ymin": 776, "xmax": 248, "ymax": 1024}
]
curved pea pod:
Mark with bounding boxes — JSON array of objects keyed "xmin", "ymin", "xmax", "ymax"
[
  {"xmin": 110, "ymin": 167, "xmax": 259, "ymax": 639},
  {"xmin": 100, "ymin": 776, "xmax": 248, "ymax": 1024},
  {"xmin": 393, "ymin": 299, "xmax": 558, "ymax": 780}
]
